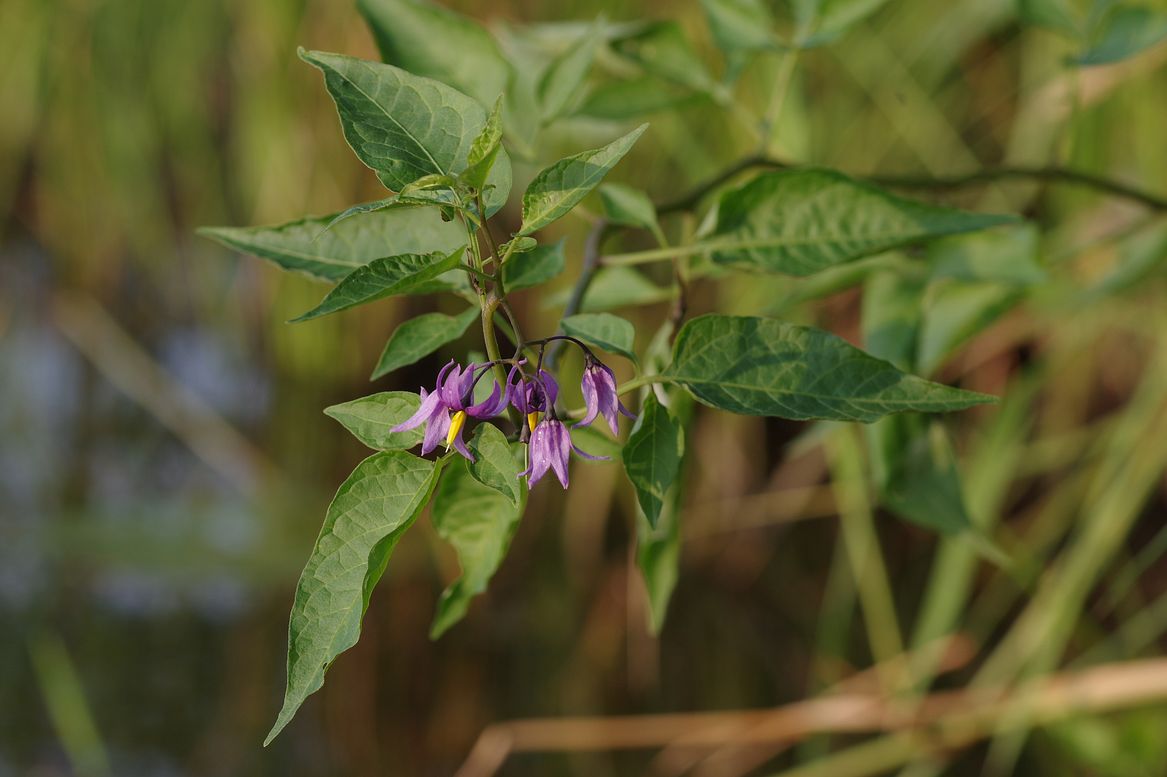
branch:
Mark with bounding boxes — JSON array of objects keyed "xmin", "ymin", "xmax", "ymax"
[
  {"xmin": 653, "ymin": 156, "xmax": 1167, "ymax": 215},
  {"xmin": 454, "ymin": 656, "xmax": 1167, "ymax": 777},
  {"xmin": 545, "ymin": 218, "xmax": 609, "ymax": 370}
]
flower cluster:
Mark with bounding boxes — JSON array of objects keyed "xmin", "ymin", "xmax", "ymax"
[{"xmin": 392, "ymin": 353, "xmax": 634, "ymax": 489}]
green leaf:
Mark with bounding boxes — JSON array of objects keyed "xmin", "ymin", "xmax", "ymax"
[
  {"xmin": 1018, "ymin": 0, "xmax": 1085, "ymax": 38},
  {"xmin": 578, "ymin": 76, "xmax": 695, "ymax": 120},
  {"xmin": 861, "ymin": 266, "xmax": 927, "ymax": 370},
  {"xmin": 324, "ymin": 392, "xmax": 425, "ymax": 451},
  {"xmin": 503, "ymin": 240, "xmax": 566, "ymax": 291},
  {"xmin": 466, "ymin": 423, "xmax": 524, "ymax": 506},
  {"xmin": 599, "ymin": 183, "xmax": 662, "ymax": 236},
  {"xmin": 710, "ymin": 170, "xmax": 1018, "ymax": 276},
  {"xmin": 623, "ymin": 394, "xmax": 684, "ymax": 529},
  {"xmin": 561, "ymin": 312, "xmax": 638, "ymax": 364},
  {"xmin": 544, "ymin": 266, "xmax": 673, "ymax": 311},
  {"xmin": 917, "ymin": 282, "xmax": 1022, "ymax": 377},
  {"xmin": 517, "ymin": 124, "xmax": 648, "ymax": 236},
  {"xmin": 699, "ymin": 0, "xmax": 782, "ymax": 55},
  {"xmin": 867, "ymin": 415, "xmax": 972, "ymax": 535},
  {"xmin": 927, "ymin": 223, "xmax": 1046, "ymax": 286},
  {"xmin": 634, "ymin": 390, "xmax": 692, "ymax": 632},
  {"xmin": 666, "ymin": 314, "xmax": 995, "ymax": 422},
  {"xmin": 292, "ymin": 250, "xmax": 463, "ymax": 322},
  {"xmin": 500, "ymin": 236, "xmax": 538, "ymax": 255},
  {"xmin": 198, "ymin": 207, "xmax": 464, "ymax": 283},
  {"xmin": 265, "ymin": 451, "xmax": 439, "ymax": 744},
  {"xmin": 430, "ymin": 457, "xmax": 524, "ymax": 638},
  {"xmin": 1074, "ymin": 5, "xmax": 1167, "ymax": 66},
  {"xmin": 538, "ymin": 23, "xmax": 602, "ymax": 120},
  {"xmin": 461, "ymin": 97, "xmax": 503, "ymax": 193},
  {"xmin": 357, "ymin": 0, "xmax": 510, "ymax": 110},
  {"xmin": 299, "ymin": 49, "xmax": 510, "ymax": 216},
  {"xmin": 371, "ymin": 307, "xmax": 479, "ymax": 380},
  {"xmin": 611, "ymin": 21, "xmax": 716, "ymax": 93}
]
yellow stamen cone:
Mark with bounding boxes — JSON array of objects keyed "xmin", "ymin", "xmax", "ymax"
[
  {"xmin": 527, "ymin": 411, "xmax": 540, "ymax": 433},
  {"xmin": 446, "ymin": 410, "xmax": 467, "ymax": 450}
]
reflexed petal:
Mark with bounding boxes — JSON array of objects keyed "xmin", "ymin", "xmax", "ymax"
[
  {"xmin": 391, "ymin": 388, "xmax": 443, "ymax": 432},
  {"xmin": 468, "ymin": 381, "xmax": 507, "ymax": 418},
  {"xmin": 451, "ymin": 428, "xmax": 474, "ymax": 461},
  {"xmin": 572, "ymin": 444, "xmax": 609, "ymax": 462},
  {"xmin": 439, "ymin": 362, "xmax": 467, "ymax": 407}
]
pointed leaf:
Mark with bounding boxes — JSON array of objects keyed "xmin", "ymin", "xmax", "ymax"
[
  {"xmin": 371, "ymin": 307, "xmax": 480, "ymax": 380},
  {"xmin": 710, "ymin": 170, "xmax": 1018, "ymax": 276},
  {"xmin": 430, "ymin": 457, "xmax": 524, "ymax": 638},
  {"xmin": 579, "ymin": 76, "xmax": 694, "ymax": 119},
  {"xmin": 292, "ymin": 250, "xmax": 463, "ymax": 322},
  {"xmin": 198, "ymin": 207, "xmax": 464, "ymax": 283},
  {"xmin": 502, "ymin": 240, "xmax": 566, "ymax": 291},
  {"xmin": 466, "ymin": 423, "xmax": 524, "ymax": 506},
  {"xmin": 927, "ymin": 223, "xmax": 1046, "ymax": 286},
  {"xmin": 623, "ymin": 394, "xmax": 684, "ymax": 529},
  {"xmin": 793, "ymin": 0, "xmax": 893, "ymax": 47},
  {"xmin": 265, "ymin": 451, "xmax": 439, "ymax": 744},
  {"xmin": 538, "ymin": 23, "xmax": 602, "ymax": 120},
  {"xmin": 324, "ymin": 392, "xmax": 426, "ymax": 451},
  {"xmin": 462, "ymin": 98, "xmax": 503, "ymax": 192},
  {"xmin": 517, "ymin": 124, "xmax": 648, "ymax": 236},
  {"xmin": 299, "ymin": 49, "xmax": 510, "ymax": 215},
  {"xmin": 666, "ymin": 314, "xmax": 996, "ymax": 422},
  {"xmin": 561, "ymin": 312, "xmax": 638, "ymax": 364},
  {"xmin": 699, "ymin": 0, "xmax": 782, "ymax": 54}
]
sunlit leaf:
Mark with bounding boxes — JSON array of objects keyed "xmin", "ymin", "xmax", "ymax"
[
  {"xmin": 371, "ymin": 307, "xmax": 480, "ymax": 380},
  {"xmin": 265, "ymin": 451, "xmax": 440, "ymax": 745},
  {"xmin": 517, "ymin": 124, "xmax": 648, "ymax": 236},
  {"xmin": 710, "ymin": 170, "xmax": 1018, "ymax": 276},
  {"xmin": 429, "ymin": 456, "xmax": 524, "ymax": 638},
  {"xmin": 198, "ymin": 207, "xmax": 464, "ymax": 283},
  {"xmin": 462, "ymin": 98, "xmax": 504, "ymax": 193},
  {"xmin": 292, "ymin": 250, "xmax": 463, "ymax": 322},
  {"xmin": 666, "ymin": 314, "xmax": 995, "ymax": 422}
]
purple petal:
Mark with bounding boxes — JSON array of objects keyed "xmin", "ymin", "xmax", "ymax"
[
  {"xmin": 521, "ymin": 424, "xmax": 554, "ymax": 486},
  {"xmin": 572, "ymin": 444, "xmax": 609, "ymax": 462},
  {"xmin": 420, "ymin": 410, "xmax": 450, "ymax": 455},
  {"xmin": 468, "ymin": 381, "xmax": 506, "ymax": 418},
  {"xmin": 391, "ymin": 388, "xmax": 443, "ymax": 433},
  {"xmin": 576, "ymin": 370, "xmax": 600, "ymax": 429},
  {"xmin": 618, "ymin": 399, "xmax": 636, "ymax": 419},
  {"xmin": 547, "ymin": 421, "xmax": 572, "ymax": 489},
  {"xmin": 452, "ymin": 428, "xmax": 475, "ymax": 461},
  {"xmin": 538, "ymin": 369, "xmax": 559, "ymax": 409}
]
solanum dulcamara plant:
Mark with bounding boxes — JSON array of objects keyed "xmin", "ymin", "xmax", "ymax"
[{"xmin": 197, "ymin": 0, "xmax": 1090, "ymax": 745}]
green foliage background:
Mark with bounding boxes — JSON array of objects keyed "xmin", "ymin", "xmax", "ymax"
[{"xmin": 2, "ymin": 0, "xmax": 1167, "ymax": 775}]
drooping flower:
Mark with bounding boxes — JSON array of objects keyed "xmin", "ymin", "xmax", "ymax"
[
  {"xmin": 508, "ymin": 367, "xmax": 558, "ymax": 437},
  {"xmin": 520, "ymin": 417, "xmax": 606, "ymax": 489},
  {"xmin": 576, "ymin": 360, "xmax": 635, "ymax": 436},
  {"xmin": 392, "ymin": 360, "xmax": 508, "ymax": 459}
]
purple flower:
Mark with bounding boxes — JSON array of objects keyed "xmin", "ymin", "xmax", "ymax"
[
  {"xmin": 392, "ymin": 360, "xmax": 508, "ymax": 460},
  {"xmin": 576, "ymin": 361, "xmax": 634, "ymax": 436},
  {"xmin": 508, "ymin": 368, "xmax": 558, "ymax": 436},
  {"xmin": 520, "ymin": 418, "xmax": 606, "ymax": 489}
]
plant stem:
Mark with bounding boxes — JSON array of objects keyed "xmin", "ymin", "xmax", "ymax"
[{"xmin": 545, "ymin": 218, "xmax": 609, "ymax": 370}]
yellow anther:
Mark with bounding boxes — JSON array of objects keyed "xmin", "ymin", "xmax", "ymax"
[
  {"xmin": 446, "ymin": 410, "xmax": 467, "ymax": 449},
  {"xmin": 527, "ymin": 411, "xmax": 541, "ymax": 433}
]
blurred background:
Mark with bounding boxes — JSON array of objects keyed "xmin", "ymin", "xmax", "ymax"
[{"xmin": 3, "ymin": 0, "xmax": 1167, "ymax": 775}]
